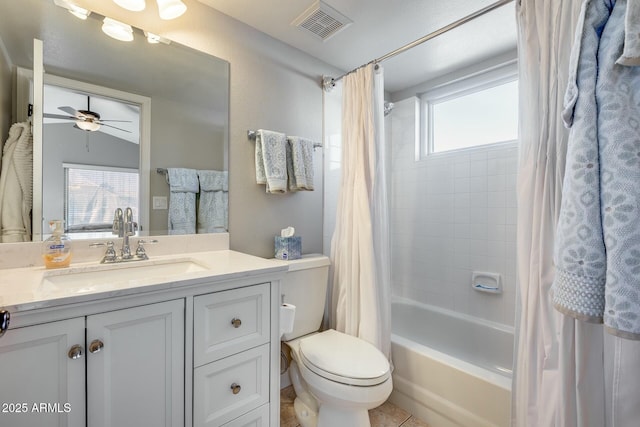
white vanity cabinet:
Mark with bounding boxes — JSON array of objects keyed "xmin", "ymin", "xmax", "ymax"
[
  {"xmin": 0, "ymin": 299, "xmax": 185, "ymax": 427},
  {"xmin": 193, "ymin": 283, "xmax": 271, "ymax": 427},
  {"xmin": 0, "ymin": 317, "xmax": 86, "ymax": 426}
]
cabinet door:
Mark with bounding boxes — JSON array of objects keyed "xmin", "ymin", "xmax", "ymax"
[
  {"xmin": 87, "ymin": 299, "xmax": 184, "ymax": 427},
  {"xmin": 0, "ymin": 317, "xmax": 85, "ymax": 427}
]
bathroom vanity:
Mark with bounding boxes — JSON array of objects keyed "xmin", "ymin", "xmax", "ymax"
[{"xmin": 0, "ymin": 237, "xmax": 286, "ymax": 427}]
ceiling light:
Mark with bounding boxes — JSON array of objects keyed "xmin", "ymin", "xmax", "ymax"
[
  {"xmin": 113, "ymin": 0, "xmax": 146, "ymax": 12},
  {"xmin": 102, "ymin": 17, "xmax": 134, "ymax": 42},
  {"xmin": 143, "ymin": 31, "xmax": 171, "ymax": 45},
  {"xmin": 156, "ymin": 0, "xmax": 187, "ymax": 20},
  {"xmin": 53, "ymin": 0, "xmax": 91, "ymax": 20},
  {"xmin": 68, "ymin": 4, "xmax": 91, "ymax": 19},
  {"xmin": 76, "ymin": 120, "xmax": 101, "ymax": 132},
  {"xmin": 145, "ymin": 31, "xmax": 161, "ymax": 44}
]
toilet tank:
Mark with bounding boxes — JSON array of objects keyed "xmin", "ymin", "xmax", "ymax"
[{"xmin": 280, "ymin": 254, "xmax": 330, "ymax": 341}]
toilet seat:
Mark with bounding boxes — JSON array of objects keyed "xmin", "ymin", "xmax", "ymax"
[{"xmin": 298, "ymin": 330, "xmax": 390, "ymax": 386}]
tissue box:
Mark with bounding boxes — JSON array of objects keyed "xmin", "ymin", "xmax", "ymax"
[{"xmin": 275, "ymin": 236, "xmax": 302, "ymax": 260}]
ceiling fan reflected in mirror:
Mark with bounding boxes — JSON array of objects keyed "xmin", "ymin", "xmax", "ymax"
[{"xmin": 43, "ymin": 96, "xmax": 132, "ymax": 133}]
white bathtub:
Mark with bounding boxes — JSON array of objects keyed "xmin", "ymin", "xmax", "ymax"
[{"xmin": 389, "ymin": 298, "xmax": 513, "ymax": 427}]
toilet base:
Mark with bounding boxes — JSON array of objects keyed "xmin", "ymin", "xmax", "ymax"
[
  {"xmin": 294, "ymin": 397, "xmax": 318, "ymax": 427},
  {"xmin": 317, "ymin": 404, "xmax": 371, "ymax": 427}
]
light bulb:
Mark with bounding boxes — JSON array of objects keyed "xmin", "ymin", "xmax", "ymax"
[
  {"xmin": 113, "ymin": 0, "xmax": 146, "ymax": 12},
  {"xmin": 156, "ymin": 0, "xmax": 187, "ymax": 20},
  {"xmin": 76, "ymin": 120, "xmax": 101, "ymax": 132},
  {"xmin": 102, "ymin": 17, "xmax": 134, "ymax": 42}
]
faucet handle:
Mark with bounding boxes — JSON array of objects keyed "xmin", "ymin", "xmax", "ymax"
[
  {"xmin": 134, "ymin": 239, "xmax": 157, "ymax": 260},
  {"xmin": 112, "ymin": 208, "xmax": 124, "ymax": 237},
  {"xmin": 99, "ymin": 241, "xmax": 117, "ymax": 264}
]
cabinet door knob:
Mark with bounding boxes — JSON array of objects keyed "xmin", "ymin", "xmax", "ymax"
[
  {"xmin": 89, "ymin": 339, "xmax": 104, "ymax": 354},
  {"xmin": 231, "ymin": 318, "xmax": 242, "ymax": 328},
  {"xmin": 230, "ymin": 383, "xmax": 241, "ymax": 394},
  {"xmin": 68, "ymin": 344, "xmax": 83, "ymax": 360},
  {"xmin": 0, "ymin": 310, "xmax": 10, "ymax": 338}
]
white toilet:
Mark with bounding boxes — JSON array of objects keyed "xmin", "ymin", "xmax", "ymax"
[{"xmin": 280, "ymin": 255, "xmax": 392, "ymax": 427}]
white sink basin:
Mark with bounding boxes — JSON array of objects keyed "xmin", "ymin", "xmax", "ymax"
[{"xmin": 40, "ymin": 258, "xmax": 210, "ymax": 294}]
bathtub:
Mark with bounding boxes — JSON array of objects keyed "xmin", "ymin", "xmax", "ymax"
[{"xmin": 389, "ymin": 298, "xmax": 513, "ymax": 427}]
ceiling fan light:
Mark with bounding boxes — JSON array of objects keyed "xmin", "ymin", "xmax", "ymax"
[
  {"xmin": 102, "ymin": 17, "xmax": 134, "ymax": 42},
  {"xmin": 113, "ymin": 0, "xmax": 146, "ymax": 12},
  {"xmin": 156, "ymin": 0, "xmax": 187, "ymax": 20},
  {"xmin": 76, "ymin": 120, "xmax": 101, "ymax": 132}
]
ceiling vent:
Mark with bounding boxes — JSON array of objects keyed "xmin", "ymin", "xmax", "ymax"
[{"xmin": 292, "ymin": 1, "xmax": 353, "ymax": 42}]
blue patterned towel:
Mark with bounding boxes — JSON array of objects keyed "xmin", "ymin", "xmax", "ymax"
[
  {"xmin": 617, "ymin": 0, "xmax": 640, "ymax": 65},
  {"xmin": 255, "ymin": 129, "xmax": 287, "ymax": 193},
  {"xmin": 197, "ymin": 170, "xmax": 228, "ymax": 233},
  {"xmin": 167, "ymin": 168, "xmax": 198, "ymax": 235},
  {"xmin": 553, "ymin": 0, "xmax": 640, "ymax": 339},
  {"xmin": 286, "ymin": 136, "xmax": 316, "ymax": 191}
]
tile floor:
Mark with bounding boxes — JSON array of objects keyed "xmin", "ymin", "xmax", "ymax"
[{"xmin": 280, "ymin": 386, "xmax": 430, "ymax": 427}]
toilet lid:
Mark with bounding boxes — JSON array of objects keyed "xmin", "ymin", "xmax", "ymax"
[{"xmin": 299, "ymin": 330, "xmax": 390, "ymax": 386}]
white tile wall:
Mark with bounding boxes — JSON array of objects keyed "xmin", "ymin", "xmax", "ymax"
[{"xmin": 390, "ymin": 97, "xmax": 518, "ymax": 326}]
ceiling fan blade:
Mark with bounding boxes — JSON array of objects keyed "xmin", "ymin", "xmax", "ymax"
[
  {"xmin": 97, "ymin": 119, "xmax": 133, "ymax": 123},
  {"xmin": 58, "ymin": 106, "xmax": 79, "ymax": 116},
  {"xmin": 44, "ymin": 113, "xmax": 77, "ymax": 120},
  {"xmin": 101, "ymin": 123, "xmax": 132, "ymax": 133}
]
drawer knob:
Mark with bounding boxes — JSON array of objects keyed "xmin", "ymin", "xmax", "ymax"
[
  {"xmin": 230, "ymin": 383, "xmax": 241, "ymax": 395},
  {"xmin": 231, "ymin": 318, "xmax": 242, "ymax": 328},
  {"xmin": 89, "ymin": 339, "xmax": 104, "ymax": 354},
  {"xmin": 68, "ymin": 344, "xmax": 83, "ymax": 360}
]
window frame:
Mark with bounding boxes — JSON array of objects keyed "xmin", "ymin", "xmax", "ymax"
[{"xmin": 419, "ymin": 61, "xmax": 518, "ymax": 159}]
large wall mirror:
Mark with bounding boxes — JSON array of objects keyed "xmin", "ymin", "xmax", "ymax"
[{"xmin": 0, "ymin": 0, "xmax": 229, "ymax": 242}]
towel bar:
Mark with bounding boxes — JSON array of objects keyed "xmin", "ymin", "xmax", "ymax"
[
  {"xmin": 247, "ymin": 130, "xmax": 323, "ymax": 149},
  {"xmin": 156, "ymin": 168, "xmax": 168, "ymax": 175}
]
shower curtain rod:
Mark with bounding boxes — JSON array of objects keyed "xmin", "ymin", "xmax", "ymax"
[{"xmin": 323, "ymin": 0, "xmax": 515, "ymax": 91}]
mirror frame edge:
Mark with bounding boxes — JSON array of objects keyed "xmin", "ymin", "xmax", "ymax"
[{"xmin": 29, "ymin": 41, "xmax": 151, "ymax": 239}]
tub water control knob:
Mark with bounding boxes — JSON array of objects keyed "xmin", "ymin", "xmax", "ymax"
[{"xmin": 230, "ymin": 383, "xmax": 241, "ymax": 394}]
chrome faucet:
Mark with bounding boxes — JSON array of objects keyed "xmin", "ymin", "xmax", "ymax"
[{"xmin": 95, "ymin": 207, "xmax": 155, "ymax": 264}]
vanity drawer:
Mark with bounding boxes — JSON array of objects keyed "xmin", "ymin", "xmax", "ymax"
[
  {"xmin": 193, "ymin": 344, "xmax": 269, "ymax": 427},
  {"xmin": 221, "ymin": 404, "xmax": 269, "ymax": 427},
  {"xmin": 194, "ymin": 283, "xmax": 270, "ymax": 367}
]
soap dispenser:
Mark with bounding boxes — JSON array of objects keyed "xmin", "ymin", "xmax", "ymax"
[{"xmin": 42, "ymin": 220, "xmax": 72, "ymax": 269}]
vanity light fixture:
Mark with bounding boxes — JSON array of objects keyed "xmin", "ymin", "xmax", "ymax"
[
  {"xmin": 53, "ymin": 0, "xmax": 91, "ymax": 20},
  {"xmin": 156, "ymin": 0, "xmax": 187, "ymax": 20},
  {"xmin": 113, "ymin": 0, "xmax": 146, "ymax": 12},
  {"xmin": 144, "ymin": 31, "xmax": 171, "ymax": 45},
  {"xmin": 102, "ymin": 17, "xmax": 135, "ymax": 42},
  {"xmin": 68, "ymin": 4, "xmax": 91, "ymax": 20}
]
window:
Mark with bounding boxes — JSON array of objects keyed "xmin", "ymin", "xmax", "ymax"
[
  {"xmin": 420, "ymin": 64, "xmax": 518, "ymax": 156},
  {"xmin": 64, "ymin": 164, "xmax": 139, "ymax": 233}
]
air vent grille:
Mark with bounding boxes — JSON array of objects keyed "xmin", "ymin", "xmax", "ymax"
[{"xmin": 293, "ymin": 1, "xmax": 352, "ymax": 42}]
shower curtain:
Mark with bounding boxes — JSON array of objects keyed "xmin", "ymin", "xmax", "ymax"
[
  {"xmin": 330, "ymin": 63, "xmax": 392, "ymax": 359},
  {"xmin": 514, "ymin": 0, "xmax": 640, "ymax": 425}
]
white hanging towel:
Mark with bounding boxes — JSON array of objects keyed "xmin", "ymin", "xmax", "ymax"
[
  {"xmin": 0, "ymin": 122, "xmax": 33, "ymax": 242},
  {"xmin": 196, "ymin": 170, "xmax": 228, "ymax": 233},
  {"xmin": 286, "ymin": 136, "xmax": 315, "ymax": 191},
  {"xmin": 166, "ymin": 168, "xmax": 198, "ymax": 235},
  {"xmin": 254, "ymin": 129, "xmax": 287, "ymax": 193}
]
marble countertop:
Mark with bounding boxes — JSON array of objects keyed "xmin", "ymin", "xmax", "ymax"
[{"xmin": 0, "ymin": 250, "xmax": 288, "ymax": 313}]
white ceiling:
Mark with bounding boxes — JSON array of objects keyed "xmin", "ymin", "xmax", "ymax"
[{"xmin": 196, "ymin": 0, "xmax": 518, "ymax": 93}]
